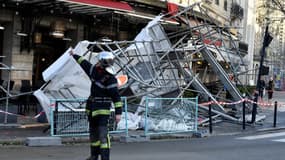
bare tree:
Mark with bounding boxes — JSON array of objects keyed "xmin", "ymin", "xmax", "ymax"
[{"xmin": 271, "ymin": 0, "xmax": 285, "ymax": 16}]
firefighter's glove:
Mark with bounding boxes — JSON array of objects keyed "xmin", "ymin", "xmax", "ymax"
[{"xmin": 115, "ymin": 114, "xmax": 121, "ymax": 124}]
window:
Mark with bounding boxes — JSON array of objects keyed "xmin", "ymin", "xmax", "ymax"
[
  {"xmin": 224, "ymin": 0, "xmax": 227, "ymax": 11},
  {"xmin": 215, "ymin": 0, "xmax": 219, "ymax": 5}
]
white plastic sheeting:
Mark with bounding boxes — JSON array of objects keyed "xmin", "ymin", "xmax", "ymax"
[
  {"xmin": 117, "ymin": 111, "xmax": 195, "ymax": 132},
  {"xmin": 34, "ymin": 42, "xmax": 92, "ymax": 123},
  {"xmin": 117, "ymin": 112, "xmax": 141, "ymax": 130}
]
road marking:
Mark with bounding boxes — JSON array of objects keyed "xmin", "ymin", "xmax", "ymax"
[
  {"xmin": 237, "ymin": 132, "xmax": 285, "ymax": 140},
  {"xmin": 272, "ymin": 138, "xmax": 285, "ymax": 142}
]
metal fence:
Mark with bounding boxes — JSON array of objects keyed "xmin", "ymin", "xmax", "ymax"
[
  {"xmin": 49, "ymin": 96, "xmax": 198, "ymax": 137},
  {"xmin": 50, "ymin": 97, "xmax": 128, "ymax": 137},
  {"xmin": 144, "ymin": 97, "xmax": 198, "ymax": 135}
]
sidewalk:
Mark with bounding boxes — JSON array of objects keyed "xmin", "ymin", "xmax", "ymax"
[
  {"xmin": 0, "ymin": 91, "xmax": 285, "ymax": 145},
  {"xmin": 208, "ymin": 90, "xmax": 285, "ymax": 136}
]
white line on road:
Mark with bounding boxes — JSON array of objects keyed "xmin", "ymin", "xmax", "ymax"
[
  {"xmin": 272, "ymin": 138, "xmax": 285, "ymax": 142},
  {"xmin": 237, "ymin": 132, "xmax": 285, "ymax": 140}
]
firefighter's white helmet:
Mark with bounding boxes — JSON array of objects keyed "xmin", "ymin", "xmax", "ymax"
[
  {"xmin": 98, "ymin": 51, "xmax": 115, "ymax": 74},
  {"xmin": 98, "ymin": 51, "xmax": 114, "ymax": 67}
]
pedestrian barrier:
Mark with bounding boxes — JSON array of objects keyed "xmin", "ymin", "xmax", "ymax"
[
  {"xmin": 50, "ymin": 97, "xmax": 128, "ymax": 137},
  {"xmin": 199, "ymin": 98, "xmax": 278, "ymax": 107},
  {"xmin": 144, "ymin": 97, "xmax": 198, "ymax": 135}
]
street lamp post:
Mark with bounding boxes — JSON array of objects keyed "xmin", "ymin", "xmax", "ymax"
[{"xmin": 252, "ymin": 25, "xmax": 273, "ymax": 123}]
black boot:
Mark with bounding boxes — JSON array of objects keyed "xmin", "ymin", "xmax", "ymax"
[
  {"xmin": 86, "ymin": 146, "xmax": 99, "ymax": 160},
  {"xmin": 100, "ymin": 148, "xmax": 110, "ymax": 160},
  {"xmin": 86, "ymin": 156, "xmax": 97, "ymax": 160}
]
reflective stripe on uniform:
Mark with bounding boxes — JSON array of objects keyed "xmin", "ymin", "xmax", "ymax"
[
  {"xmin": 91, "ymin": 109, "xmax": 111, "ymax": 117},
  {"xmin": 77, "ymin": 57, "xmax": 84, "ymax": 64},
  {"xmin": 95, "ymin": 82, "xmax": 105, "ymax": 89},
  {"xmin": 95, "ymin": 81, "xmax": 117, "ymax": 89},
  {"xmin": 100, "ymin": 134, "xmax": 110, "ymax": 149},
  {"xmin": 85, "ymin": 109, "xmax": 90, "ymax": 115},
  {"xmin": 91, "ymin": 140, "xmax": 100, "ymax": 147},
  {"xmin": 89, "ymin": 64, "xmax": 95, "ymax": 76},
  {"xmin": 106, "ymin": 83, "xmax": 117, "ymax": 89},
  {"xmin": 107, "ymin": 134, "xmax": 111, "ymax": 148},
  {"xmin": 114, "ymin": 101, "xmax": 123, "ymax": 108},
  {"xmin": 100, "ymin": 143, "xmax": 109, "ymax": 149}
]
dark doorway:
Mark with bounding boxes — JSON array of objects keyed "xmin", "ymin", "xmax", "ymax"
[
  {"xmin": 0, "ymin": 29, "xmax": 3, "ymax": 78},
  {"xmin": 33, "ymin": 28, "xmax": 67, "ymax": 89}
]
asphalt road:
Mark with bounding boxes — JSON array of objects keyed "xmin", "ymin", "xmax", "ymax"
[{"xmin": 1, "ymin": 130, "xmax": 285, "ymax": 160}]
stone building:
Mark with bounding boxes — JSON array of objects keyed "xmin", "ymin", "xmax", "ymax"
[
  {"xmin": 0, "ymin": 0, "xmax": 163, "ymax": 90},
  {"xmin": 255, "ymin": 0, "xmax": 285, "ymax": 90},
  {"xmin": 0, "ymin": 0, "xmax": 252, "ymax": 91}
]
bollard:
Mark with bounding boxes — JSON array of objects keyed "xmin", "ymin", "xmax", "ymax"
[
  {"xmin": 242, "ymin": 99, "xmax": 246, "ymax": 130},
  {"xmin": 251, "ymin": 92, "xmax": 258, "ymax": 123},
  {"xmin": 54, "ymin": 101, "xmax": 58, "ymax": 135},
  {"xmin": 273, "ymin": 101, "xmax": 277, "ymax": 128},
  {"xmin": 208, "ymin": 97, "xmax": 212, "ymax": 134}
]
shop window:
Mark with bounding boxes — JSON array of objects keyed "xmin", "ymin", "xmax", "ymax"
[
  {"xmin": 224, "ymin": 0, "xmax": 228, "ymax": 11},
  {"xmin": 215, "ymin": 0, "xmax": 219, "ymax": 5}
]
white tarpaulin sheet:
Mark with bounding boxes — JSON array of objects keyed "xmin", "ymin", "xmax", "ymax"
[{"xmin": 34, "ymin": 42, "xmax": 91, "ymax": 123}]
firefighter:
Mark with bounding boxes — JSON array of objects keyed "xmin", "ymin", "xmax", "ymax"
[{"xmin": 70, "ymin": 50, "xmax": 123, "ymax": 160}]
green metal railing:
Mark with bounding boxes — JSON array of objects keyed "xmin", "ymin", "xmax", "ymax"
[
  {"xmin": 50, "ymin": 97, "xmax": 128, "ymax": 137},
  {"xmin": 144, "ymin": 97, "xmax": 198, "ymax": 136}
]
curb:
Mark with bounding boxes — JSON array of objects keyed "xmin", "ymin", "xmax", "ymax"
[
  {"xmin": 1, "ymin": 126, "xmax": 285, "ymax": 146},
  {"xmin": 209, "ymin": 126, "xmax": 285, "ymax": 137},
  {"xmin": 0, "ymin": 124, "xmax": 21, "ymax": 128},
  {"xmin": 257, "ymin": 126, "xmax": 285, "ymax": 132},
  {"xmin": 0, "ymin": 138, "xmax": 25, "ymax": 146}
]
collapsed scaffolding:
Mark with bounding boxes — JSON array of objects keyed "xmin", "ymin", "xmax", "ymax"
[
  {"xmin": 87, "ymin": 3, "xmax": 250, "ymax": 123},
  {"xmin": 35, "ymin": 3, "xmax": 258, "ymax": 135}
]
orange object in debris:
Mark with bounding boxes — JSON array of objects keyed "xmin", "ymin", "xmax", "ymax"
[
  {"xmin": 229, "ymin": 74, "xmax": 234, "ymax": 81},
  {"xmin": 116, "ymin": 75, "xmax": 128, "ymax": 87}
]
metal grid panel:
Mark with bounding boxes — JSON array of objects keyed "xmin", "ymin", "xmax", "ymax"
[
  {"xmin": 50, "ymin": 97, "xmax": 128, "ymax": 137},
  {"xmin": 144, "ymin": 97, "xmax": 198, "ymax": 135}
]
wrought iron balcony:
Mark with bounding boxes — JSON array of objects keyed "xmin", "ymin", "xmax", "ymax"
[
  {"xmin": 238, "ymin": 41, "xmax": 248, "ymax": 56},
  {"xmin": 231, "ymin": 3, "xmax": 244, "ymax": 20}
]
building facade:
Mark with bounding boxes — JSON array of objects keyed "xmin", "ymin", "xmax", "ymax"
[
  {"xmin": 255, "ymin": 0, "xmax": 285, "ymax": 90},
  {"xmin": 0, "ymin": 0, "xmax": 149, "ymax": 90},
  {"xmin": 0, "ymin": 0, "xmax": 255, "ymax": 91}
]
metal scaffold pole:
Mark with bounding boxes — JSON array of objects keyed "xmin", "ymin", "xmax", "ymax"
[{"xmin": 252, "ymin": 24, "xmax": 272, "ymax": 123}]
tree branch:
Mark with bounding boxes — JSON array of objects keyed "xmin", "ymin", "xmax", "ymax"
[{"xmin": 272, "ymin": 0, "xmax": 285, "ymax": 15}]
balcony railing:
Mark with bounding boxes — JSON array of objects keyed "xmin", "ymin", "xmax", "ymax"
[
  {"xmin": 231, "ymin": 3, "xmax": 244, "ymax": 20},
  {"xmin": 238, "ymin": 41, "xmax": 248, "ymax": 56}
]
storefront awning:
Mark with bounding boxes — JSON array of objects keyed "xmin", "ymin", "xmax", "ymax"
[{"xmin": 58, "ymin": 0, "xmax": 134, "ymax": 13}]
